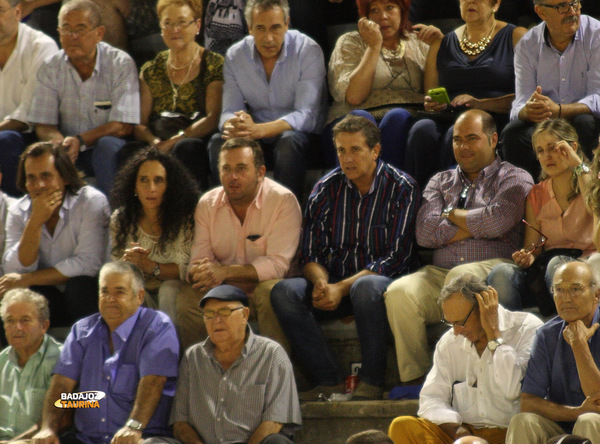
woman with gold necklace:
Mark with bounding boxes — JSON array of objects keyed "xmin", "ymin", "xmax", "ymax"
[
  {"xmin": 404, "ymin": 0, "xmax": 527, "ymax": 189},
  {"xmin": 325, "ymin": 0, "xmax": 441, "ymax": 168},
  {"xmin": 132, "ymin": 0, "xmax": 223, "ymax": 190}
]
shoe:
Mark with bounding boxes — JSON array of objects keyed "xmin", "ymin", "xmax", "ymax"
[
  {"xmin": 351, "ymin": 381, "xmax": 383, "ymax": 400},
  {"xmin": 299, "ymin": 384, "xmax": 345, "ymax": 402}
]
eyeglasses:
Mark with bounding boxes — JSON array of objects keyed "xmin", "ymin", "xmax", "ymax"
[
  {"xmin": 201, "ymin": 306, "xmax": 244, "ymax": 320},
  {"xmin": 441, "ymin": 303, "xmax": 476, "ymax": 328},
  {"xmin": 159, "ymin": 19, "xmax": 197, "ymax": 31},
  {"xmin": 537, "ymin": 0, "xmax": 581, "ymax": 14},
  {"xmin": 521, "ymin": 219, "xmax": 548, "ymax": 254},
  {"xmin": 57, "ymin": 25, "xmax": 97, "ymax": 38},
  {"xmin": 552, "ymin": 284, "xmax": 589, "ymax": 299},
  {"xmin": 456, "ymin": 184, "xmax": 471, "ymax": 209}
]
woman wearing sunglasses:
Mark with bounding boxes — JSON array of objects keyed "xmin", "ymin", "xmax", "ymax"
[{"xmin": 487, "ymin": 118, "xmax": 595, "ymax": 312}]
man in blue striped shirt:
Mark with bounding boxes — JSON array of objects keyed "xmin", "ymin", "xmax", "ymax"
[{"xmin": 271, "ymin": 115, "xmax": 420, "ymax": 401}]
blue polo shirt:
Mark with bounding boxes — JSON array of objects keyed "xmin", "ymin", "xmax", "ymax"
[{"xmin": 522, "ymin": 307, "xmax": 600, "ymax": 430}]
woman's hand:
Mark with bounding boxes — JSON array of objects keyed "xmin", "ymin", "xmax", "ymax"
[
  {"xmin": 122, "ymin": 243, "xmax": 154, "ymax": 274},
  {"xmin": 512, "ymin": 249, "xmax": 535, "ymax": 269},
  {"xmin": 553, "ymin": 140, "xmax": 582, "ymax": 170},
  {"xmin": 412, "ymin": 24, "xmax": 443, "ymax": 46},
  {"xmin": 358, "ymin": 17, "xmax": 383, "ymax": 50},
  {"xmin": 451, "ymin": 94, "xmax": 480, "ymax": 109},
  {"xmin": 423, "ymin": 95, "xmax": 447, "ymax": 112},
  {"xmin": 153, "ymin": 138, "xmax": 177, "ymax": 153}
]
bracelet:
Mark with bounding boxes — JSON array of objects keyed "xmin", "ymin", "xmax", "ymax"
[{"xmin": 558, "ymin": 103, "xmax": 562, "ymax": 118}]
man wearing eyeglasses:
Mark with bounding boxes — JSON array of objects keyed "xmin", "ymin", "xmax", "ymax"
[
  {"xmin": 0, "ymin": 0, "xmax": 57, "ymax": 197},
  {"xmin": 170, "ymin": 285, "xmax": 301, "ymax": 444},
  {"xmin": 501, "ymin": 0, "xmax": 600, "ymax": 179},
  {"xmin": 506, "ymin": 261, "xmax": 600, "ymax": 443},
  {"xmin": 27, "ymin": 0, "xmax": 139, "ymax": 196},
  {"xmin": 389, "ymin": 274, "xmax": 542, "ymax": 444}
]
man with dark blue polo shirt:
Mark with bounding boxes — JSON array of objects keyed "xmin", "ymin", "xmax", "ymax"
[
  {"xmin": 31, "ymin": 261, "xmax": 179, "ymax": 444},
  {"xmin": 506, "ymin": 261, "xmax": 600, "ymax": 443},
  {"xmin": 271, "ymin": 115, "xmax": 419, "ymax": 401}
]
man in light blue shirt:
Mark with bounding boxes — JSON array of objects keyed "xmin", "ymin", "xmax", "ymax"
[
  {"xmin": 27, "ymin": 0, "xmax": 139, "ymax": 196},
  {"xmin": 501, "ymin": 0, "xmax": 600, "ymax": 179},
  {"xmin": 207, "ymin": 0, "xmax": 327, "ymax": 199},
  {"xmin": 1, "ymin": 142, "xmax": 110, "ymax": 327}
]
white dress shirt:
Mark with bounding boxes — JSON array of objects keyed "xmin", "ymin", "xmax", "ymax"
[
  {"xmin": 418, "ymin": 305, "xmax": 543, "ymax": 428},
  {"xmin": 0, "ymin": 23, "xmax": 58, "ymax": 125}
]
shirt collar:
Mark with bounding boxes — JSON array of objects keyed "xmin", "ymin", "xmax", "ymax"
[
  {"xmin": 250, "ymin": 32, "xmax": 289, "ymax": 64},
  {"xmin": 111, "ymin": 306, "xmax": 142, "ymax": 343},
  {"xmin": 202, "ymin": 325, "xmax": 256, "ymax": 360},
  {"xmin": 456, "ymin": 155, "xmax": 501, "ymax": 184},
  {"xmin": 542, "ymin": 19, "xmax": 582, "ymax": 49},
  {"xmin": 64, "ymin": 42, "xmax": 101, "ymax": 76},
  {"xmin": 217, "ymin": 180, "xmax": 266, "ymax": 210},
  {"xmin": 344, "ymin": 160, "xmax": 384, "ymax": 195},
  {"xmin": 7, "ymin": 333, "xmax": 50, "ymax": 366}
]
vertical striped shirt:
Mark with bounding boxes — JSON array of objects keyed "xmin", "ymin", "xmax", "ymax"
[
  {"xmin": 301, "ymin": 161, "xmax": 420, "ymax": 278},
  {"xmin": 170, "ymin": 328, "xmax": 301, "ymax": 444}
]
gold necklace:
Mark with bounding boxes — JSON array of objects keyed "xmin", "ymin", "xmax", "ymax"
[
  {"xmin": 166, "ymin": 46, "xmax": 199, "ymax": 110},
  {"xmin": 459, "ymin": 20, "xmax": 495, "ymax": 56}
]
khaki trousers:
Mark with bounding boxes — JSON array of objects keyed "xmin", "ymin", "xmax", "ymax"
[
  {"xmin": 384, "ymin": 259, "xmax": 510, "ymax": 381},
  {"xmin": 175, "ymin": 279, "xmax": 290, "ymax": 353},
  {"xmin": 506, "ymin": 412, "xmax": 600, "ymax": 444},
  {"xmin": 388, "ymin": 416, "xmax": 507, "ymax": 444}
]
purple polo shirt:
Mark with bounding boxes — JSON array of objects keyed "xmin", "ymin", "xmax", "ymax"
[{"xmin": 53, "ymin": 307, "xmax": 179, "ymax": 444}]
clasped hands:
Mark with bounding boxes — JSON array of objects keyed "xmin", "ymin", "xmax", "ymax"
[
  {"xmin": 312, "ymin": 278, "xmax": 344, "ymax": 311},
  {"xmin": 189, "ymin": 258, "xmax": 227, "ymax": 292},
  {"xmin": 121, "ymin": 242, "xmax": 155, "ymax": 275},
  {"xmin": 522, "ymin": 86, "xmax": 560, "ymax": 123},
  {"xmin": 222, "ymin": 111, "xmax": 261, "ymax": 140}
]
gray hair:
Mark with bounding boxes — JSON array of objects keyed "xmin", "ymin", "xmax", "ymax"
[
  {"xmin": 439, "ymin": 274, "xmax": 489, "ymax": 305},
  {"xmin": 99, "ymin": 261, "xmax": 145, "ymax": 295},
  {"xmin": 59, "ymin": 0, "xmax": 102, "ymax": 28},
  {"xmin": 554, "ymin": 259, "xmax": 600, "ymax": 292},
  {"xmin": 0, "ymin": 288, "xmax": 50, "ymax": 323},
  {"xmin": 245, "ymin": 0, "xmax": 289, "ymax": 27}
]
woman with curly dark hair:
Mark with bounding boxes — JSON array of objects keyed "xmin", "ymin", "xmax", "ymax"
[{"xmin": 110, "ymin": 147, "xmax": 199, "ymax": 319}]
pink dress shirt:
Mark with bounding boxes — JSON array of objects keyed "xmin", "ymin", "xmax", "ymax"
[{"xmin": 189, "ymin": 177, "xmax": 302, "ymax": 292}]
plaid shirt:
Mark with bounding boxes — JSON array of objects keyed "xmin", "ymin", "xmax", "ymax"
[
  {"xmin": 416, "ymin": 156, "xmax": 533, "ymax": 269},
  {"xmin": 301, "ymin": 161, "xmax": 420, "ymax": 278}
]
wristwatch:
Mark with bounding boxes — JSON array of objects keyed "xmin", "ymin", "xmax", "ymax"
[
  {"xmin": 487, "ymin": 338, "xmax": 505, "ymax": 351},
  {"xmin": 125, "ymin": 419, "xmax": 144, "ymax": 431},
  {"xmin": 75, "ymin": 134, "xmax": 86, "ymax": 151},
  {"xmin": 177, "ymin": 130, "xmax": 188, "ymax": 139},
  {"xmin": 573, "ymin": 162, "xmax": 591, "ymax": 176},
  {"xmin": 152, "ymin": 263, "xmax": 161, "ymax": 277},
  {"xmin": 441, "ymin": 205, "xmax": 454, "ymax": 219}
]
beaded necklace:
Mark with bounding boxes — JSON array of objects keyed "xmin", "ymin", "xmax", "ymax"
[{"xmin": 459, "ymin": 20, "xmax": 496, "ymax": 56}]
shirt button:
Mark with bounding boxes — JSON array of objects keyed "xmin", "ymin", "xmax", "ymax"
[
  {"xmin": 101, "ymin": 418, "xmax": 106, "ymax": 422},
  {"xmin": 460, "ymin": 257, "xmax": 465, "ymax": 262},
  {"xmin": 106, "ymin": 376, "xmax": 110, "ymax": 380},
  {"xmin": 562, "ymin": 78, "xmax": 566, "ymax": 82},
  {"xmin": 217, "ymin": 418, "xmax": 221, "ymax": 422},
  {"xmin": 220, "ymin": 398, "xmax": 224, "ymax": 402}
]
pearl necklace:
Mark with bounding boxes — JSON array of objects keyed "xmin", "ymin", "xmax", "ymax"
[
  {"xmin": 166, "ymin": 46, "xmax": 199, "ymax": 110},
  {"xmin": 459, "ymin": 20, "xmax": 496, "ymax": 56}
]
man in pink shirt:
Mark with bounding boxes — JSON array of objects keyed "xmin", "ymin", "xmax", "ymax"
[{"xmin": 176, "ymin": 137, "xmax": 302, "ymax": 350}]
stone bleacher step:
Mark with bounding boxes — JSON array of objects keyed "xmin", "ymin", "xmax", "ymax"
[{"xmin": 295, "ymin": 399, "xmax": 418, "ymax": 444}]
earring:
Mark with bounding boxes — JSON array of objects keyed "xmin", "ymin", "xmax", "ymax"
[
  {"xmin": 491, "ymin": 9, "xmax": 496, "ymax": 14},
  {"xmin": 134, "ymin": 192, "xmax": 138, "ymax": 197}
]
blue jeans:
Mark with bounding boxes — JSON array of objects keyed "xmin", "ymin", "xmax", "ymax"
[
  {"xmin": 270, "ymin": 274, "xmax": 392, "ymax": 387},
  {"xmin": 207, "ymin": 130, "xmax": 310, "ymax": 199},
  {"xmin": 77, "ymin": 136, "xmax": 127, "ymax": 196},
  {"xmin": 487, "ymin": 255, "xmax": 570, "ymax": 310},
  {"xmin": 321, "ymin": 108, "xmax": 414, "ymax": 169}
]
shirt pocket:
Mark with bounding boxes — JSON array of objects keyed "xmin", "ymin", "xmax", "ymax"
[
  {"xmin": 113, "ymin": 364, "xmax": 138, "ymax": 398},
  {"xmin": 451, "ymin": 381, "xmax": 477, "ymax": 415},
  {"xmin": 245, "ymin": 236, "xmax": 267, "ymax": 259}
]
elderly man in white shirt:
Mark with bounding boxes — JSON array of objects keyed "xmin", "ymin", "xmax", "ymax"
[
  {"xmin": 388, "ymin": 274, "xmax": 543, "ymax": 444},
  {"xmin": 0, "ymin": 0, "xmax": 58, "ymax": 197}
]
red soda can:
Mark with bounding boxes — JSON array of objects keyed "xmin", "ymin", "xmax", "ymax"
[{"xmin": 345, "ymin": 375, "xmax": 359, "ymax": 394}]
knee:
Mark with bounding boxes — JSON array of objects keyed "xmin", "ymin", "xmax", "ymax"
[
  {"xmin": 381, "ymin": 108, "xmax": 413, "ymax": 127},
  {"xmin": 508, "ymin": 412, "xmax": 540, "ymax": 431},
  {"xmin": 95, "ymin": 136, "xmax": 124, "ymax": 155},
  {"xmin": 0, "ymin": 130, "xmax": 25, "ymax": 147},
  {"xmin": 349, "ymin": 109, "xmax": 376, "ymax": 124},
  {"xmin": 408, "ymin": 119, "xmax": 437, "ymax": 143},
  {"xmin": 574, "ymin": 412, "xmax": 600, "ymax": 428},
  {"xmin": 350, "ymin": 275, "xmax": 388, "ymax": 305},
  {"xmin": 384, "ymin": 278, "xmax": 413, "ymax": 312},
  {"xmin": 388, "ymin": 415, "xmax": 421, "ymax": 439},
  {"xmin": 275, "ymin": 131, "xmax": 309, "ymax": 152},
  {"xmin": 270, "ymin": 279, "xmax": 302, "ymax": 313}
]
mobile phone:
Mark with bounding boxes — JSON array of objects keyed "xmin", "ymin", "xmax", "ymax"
[{"xmin": 428, "ymin": 87, "xmax": 451, "ymax": 105}]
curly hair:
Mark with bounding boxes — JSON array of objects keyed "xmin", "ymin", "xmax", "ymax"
[
  {"xmin": 532, "ymin": 119, "xmax": 589, "ymax": 203},
  {"xmin": 110, "ymin": 148, "xmax": 199, "ymax": 256},
  {"xmin": 588, "ymin": 144, "xmax": 600, "ymax": 217}
]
